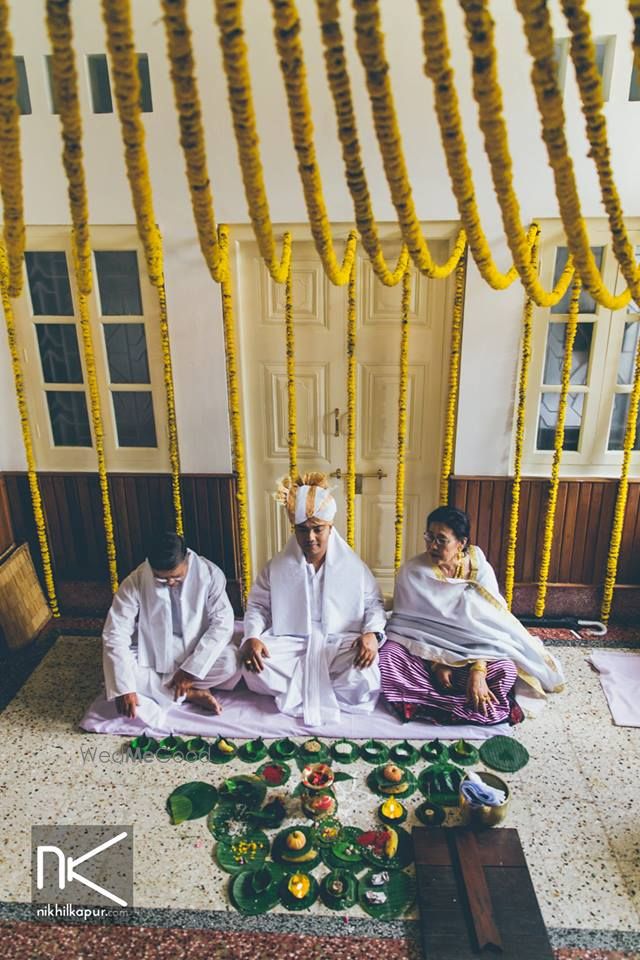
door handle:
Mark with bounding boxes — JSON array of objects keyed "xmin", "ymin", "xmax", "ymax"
[
  {"xmin": 330, "ymin": 468, "xmax": 388, "ymax": 480},
  {"xmin": 329, "ymin": 468, "xmax": 388, "ymax": 494},
  {"xmin": 333, "ymin": 408, "xmax": 340, "ymax": 437}
]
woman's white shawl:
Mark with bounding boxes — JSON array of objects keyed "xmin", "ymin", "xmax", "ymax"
[{"xmin": 386, "ymin": 546, "xmax": 564, "ymax": 696}]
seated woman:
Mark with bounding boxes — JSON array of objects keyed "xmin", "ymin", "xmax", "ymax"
[{"xmin": 379, "ymin": 506, "xmax": 565, "ymax": 725}]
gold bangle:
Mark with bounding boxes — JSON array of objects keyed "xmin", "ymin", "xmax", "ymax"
[{"xmin": 469, "ymin": 661, "xmax": 487, "ymax": 674}]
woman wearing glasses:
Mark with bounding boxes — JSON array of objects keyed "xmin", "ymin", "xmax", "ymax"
[{"xmin": 379, "ymin": 506, "xmax": 564, "ymax": 725}]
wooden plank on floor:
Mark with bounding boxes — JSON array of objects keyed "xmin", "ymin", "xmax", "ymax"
[{"xmin": 413, "ymin": 826, "xmax": 554, "ymax": 960}]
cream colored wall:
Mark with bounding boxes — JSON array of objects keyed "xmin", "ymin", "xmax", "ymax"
[{"xmin": 0, "ymin": 0, "xmax": 639, "ymax": 475}]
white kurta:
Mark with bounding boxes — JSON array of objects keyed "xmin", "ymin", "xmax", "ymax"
[
  {"xmin": 243, "ymin": 530, "xmax": 386, "ymax": 726},
  {"xmin": 102, "ymin": 549, "xmax": 240, "ymax": 704},
  {"xmin": 386, "ymin": 545, "xmax": 565, "ymax": 697}
]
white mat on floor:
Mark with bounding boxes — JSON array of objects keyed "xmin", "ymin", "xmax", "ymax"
[
  {"xmin": 79, "ymin": 686, "xmax": 510, "ymax": 741},
  {"xmin": 588, "ymin": 650, "xmax": 640, "ymax": 727}
]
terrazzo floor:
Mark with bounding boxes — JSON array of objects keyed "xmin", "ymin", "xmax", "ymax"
[{"xmin": 0, "ymin": 636, "xmax": 639, "ymax": 959}]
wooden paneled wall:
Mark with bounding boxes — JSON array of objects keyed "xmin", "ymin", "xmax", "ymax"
[
  {"xmin": 2, "ymin": 472, "xmax": 242, "ymax": 611},
  {"xmin": 449, "ymin": 476, "xmax": 640, "ymax": 587}
]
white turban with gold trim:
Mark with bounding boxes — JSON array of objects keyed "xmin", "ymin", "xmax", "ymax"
[{"xmin": 274, "ymin": 472, "xmax": 337, "ymax": 526}]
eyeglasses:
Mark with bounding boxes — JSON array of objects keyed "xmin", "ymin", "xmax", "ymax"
[{"xmin": 424, "ymin": 532, "xmax": 455, "ymax": 547}]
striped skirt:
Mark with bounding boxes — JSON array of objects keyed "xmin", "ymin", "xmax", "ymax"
[{"xmin": 378, "ymin": 639, "xmax": 518, "ymax": 725}]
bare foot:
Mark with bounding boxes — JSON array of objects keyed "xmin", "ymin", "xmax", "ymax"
[{"xmin": 184, "ymin": 688, "xmax": 222, "ymax": 714}]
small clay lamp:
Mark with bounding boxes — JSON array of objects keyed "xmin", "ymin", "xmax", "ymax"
[
  {"xmin": 287, "ymin": 872, "xmax": 311, "ymax": 900},
  {"xmin": 378, "ymin": 795, "xmax": 407, "ymax": 825}
]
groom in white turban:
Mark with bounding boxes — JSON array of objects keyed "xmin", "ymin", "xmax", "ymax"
[{"xmin": 240, "ymin": 472, "xmax": 386, "ymax": 726}]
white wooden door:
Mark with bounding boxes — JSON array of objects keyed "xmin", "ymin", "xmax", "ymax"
[{"xmin": 236, "ymin": 236, "xmax": 454, "ymax": 594}]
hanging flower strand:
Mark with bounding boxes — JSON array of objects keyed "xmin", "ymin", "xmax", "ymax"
[
  {"xmin": 0, "ymin": 0, "xmax": 24, "ymax": 297},
  {"xmin": 345, "ymin": 259, "xmax": 357, "ymax": 547},
  {"xmin": 0, "ymin": 243, "xmax": 59, "ymax": 615},
  {"xmin": 600, "ymin": 330, "xmax": 640, "ymax": 622},
  {"xmin": 269, "ymin": 0, "xmax": 356, "ymax": 286},
  {"xmin": 535, "ymin": 276, "xmax": 582, "ymax": 617},
  {"xmin": 285, "ymin": 260, "xmax": 298, "ymax": 481},
  {"xmin": 394, "ymin": 268, "xmax": 412, "ymax": 571},
  {"xmin": 514, "ymin": 0, "xmax": 632, "ymax": 310},
  {"xmin": 101, "ymin": 0, "xmax": 183, "ymax": 535},
  {"xmin": 46, "ymin": 0, "xmax": 118, "ymax": 592},
  {"xmin": 560, "ymin": 0, "xmax": 640, "ymax": 303},
  {"xmin": 504, "ymin": 229, "xmax": 540, "ymax": 608},
  {"xmin": 219, "ymin": 227, "xmax": 252, "ymax": 603},
  {"xmin": 439, "ymin": 247, "xmax": 467, "ymax": 505},
  {"xmin": 316, "ymin": 0, "xmax": 461, "ymax": 287}
]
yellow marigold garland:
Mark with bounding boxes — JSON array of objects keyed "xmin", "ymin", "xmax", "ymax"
[
  {"xmin": 101, "ymin": 0, "xmax": 183, "ymax": 536},
  {"xmin": 219, "ymin": 226, "xmax": 252, "ymax": 603},
  {"xmin": 600, "ymin": 338, "xmax": 640, "ymax": 622},
  {"xmin": 161, "ymin": 0, "xmax": 228, "ymax": 284},
  {"xmin": 0, "ymin": 0, "xmax": 24, "ymax": 297},
  {"xmin": 504, "ymin": 230, "xmax": 539, "ymax": 608},
  {"xmin": 514, "ymin": 0, "xmax": 632, "ymax": 310},
  {"xmin": 0, "ymin": 243, "xmax": 59, "ymax": 615},
  {"xmin": 161, "ymin": 0, "xmax": 252, "ymax": 596},
  {"xmin": 210, "ymin": 0, "xmax": 291, "ymax": 284},
  {"xmin": 46, "ymin": 0, "xmax": 118, "ymax": 592},
  {"xmin": 345, "ymin": 259, "xmax": 357, "ymax": 547},
  {"xmin": 535, "ymin": 276, "xmax": 582, "ymax": 617},
  {"xmin": 394, "ymin": 268, "xmax": 411, "ymax": 571},
  {"xmin": 316, "ymin": 0, "xmax": 459, "ymax": 287},
  {"xmin": 454, "ymin": 0, "xmax": 574, "ymax": 308},
  {"xmin": 268, "ymin": 0, "xmax": 356, "ymax": 287},
  {"xmin": 439, "ymin": 248, "xmax": 467, "ymax": 505},
  {"xmin": 354, "ymin": 0, "xmax": 515, "ymax": 289},
  {"xmin": 560, "ymin": 0, "xmax": 640, "ymax": 302},
  {"xmin": 284, "ymin": 260, "xmax": 298, "ymax": 480}
]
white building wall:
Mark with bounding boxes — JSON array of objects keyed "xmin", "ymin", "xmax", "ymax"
[{"xmin": 1, "ymin": 0, "xmax": 638, "ymax": 474}]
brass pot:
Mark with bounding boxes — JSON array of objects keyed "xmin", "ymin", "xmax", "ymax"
[{"xmin": 459, "ymin": 771, "xmax": 510, "ymax": 828}]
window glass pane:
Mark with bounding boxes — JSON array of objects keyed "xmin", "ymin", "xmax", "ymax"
[
  {"xmin": 45, "ymin": 55, "xmax": 60, "ymax": 114},
  {"xmin": 543, "ymin": 321, "xmax": 593, "ymax": 385},
  {"xmin": 137, "ymin": 54, "xmax": 153, "ymax": 112},
  {"xmin": 25, "ymin": 252, "xmax": 74, "ymax": 315},
  {"xmin": 94, "ymin": 251, "xmax": 142, "ymax": 315},
  {"xmin": 14, "ymin": 56, "xmax": 31, "ymax": 115},
  {"xmin": 630, "ymin": 61, "xmax": 640, "ymax": 101},
  {"xmin": 112, "ymin": 391, "xmax": 157, "ymax": 447},
  {"xmin": 87, "ymin": 54, "xmax": 113, "ymax": 114},
  {"xmin": 46, "ymin": 390, "xmax": 92, "ymax": 446},
  {"xmin": 608, "ymin": 394, "xmax": 640, "ymax": 451},
  {"xmin": 537, "ymin": 392, "xmax": 584, "ymax": 451},
  {"xmin": 36, "ymin": 324, "xmax": 83, "ymax": 383},
  {"xmin": 594, "ymin": 40, "xmax": 608, "ymax": 78},
  {"xmin": 616, "ymin": 322, "xmax": 640, "ymax": 385},
  {"xmin": 551, "ymin": 246, "xmax": 604, "ymax": 314},
  {"xmin": 104, "ymin": 323, "xmax": 150, "ymax": 383},
  {"xmin": 553, "ymin": 39, "xmax": 568, "ymax": 90}
]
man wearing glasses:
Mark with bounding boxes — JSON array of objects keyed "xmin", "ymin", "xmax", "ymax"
[{"xmin": 102, "ymin": 531, "xmax": 239, "ymax": 718}]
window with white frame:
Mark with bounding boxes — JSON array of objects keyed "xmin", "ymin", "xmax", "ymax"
[
  {"xmin": 522, "ymin": 223, "xmax": 640, "ymax": 477},
  {"xmin": 14, "ymin": 227, "xmax": 169, "ymax": 472}
]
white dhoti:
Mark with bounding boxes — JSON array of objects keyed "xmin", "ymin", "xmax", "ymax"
[
  {"xmin": 133, "ymin": 639, "xmax": 241, "ymax": 706},
  {"xmin": 244, "ymin": 630, "xmax": 380, "ymax": 725},
  {"xmin": 242, "ymin": 530, "xmax": 386, "ymax": 726}
]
